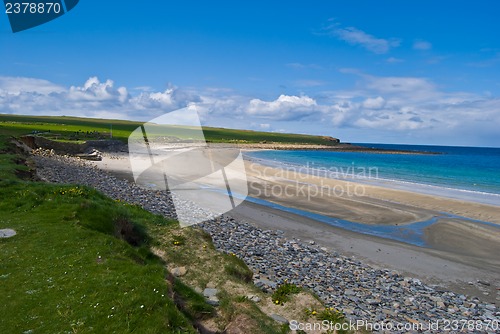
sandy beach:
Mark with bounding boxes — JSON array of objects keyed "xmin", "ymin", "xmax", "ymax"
[{"xmin": 91, "ymin": 150, "xmax": 500, "ymax": 303}]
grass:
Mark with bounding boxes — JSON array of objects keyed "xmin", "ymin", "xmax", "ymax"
[
  {"xmin": 224, "ymin": 252, "xmax": 254, "ymax": 282},
  {"xmin": 272, "ymin": 282, "xmax": 302, "ymax": 305},
  {"xmin": 0, "ymin": 114, "xmax": 140, "ymax": 142},
  {"xmin": 202, "ymin": 126, "xmax": 339, "ymax": 145},
  {"xmin": 0, "ymin": 181, "xmax": 197, "ymax": 333},
  {"xmin": 0, "ymin": 113, "xmax": 340, "ymax": 146}
]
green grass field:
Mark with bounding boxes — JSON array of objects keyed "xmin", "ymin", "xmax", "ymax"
[
  {"xmin": 0, "ymin": 113, "xmax": 339, "ymax": 146},
  {"xmin": 0, "ymin": 184, "xmax": 201, "ymax": 333}
]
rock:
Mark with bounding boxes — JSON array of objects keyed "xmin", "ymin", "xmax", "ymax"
[
  {"xmin": 270, "ymin": 314, "xmax": 288, "ymax": 324},
  {"xmin": 477, "ymin": 280, "xmax": 491, "ymax": 286},
  {"xmin": 254, "ymin": 279, "xmax": 277, "ymax": 289},
  {"xmin": 247, "ymin": 294, "xmax": 261, "ymax": 303},
  {"xmin": 366, "ymin": 299, "xmax": 380, "ymax": 306},
  {"xmin": 344, "ymin": 289, "xmax": 355, "ymax": 296},
  {"xmin": 203, "ymin": 288, "xmax": 219, "ymax": 306},
  {"xmin": 171, "ymin": 267, "xmax": 187, "ymax": 277},
  {"xmin": 206, "ymin": 297, "xmax": 219, "ymax": 306},
  {"xmin": 203, "ymin": 288, "xmax": 218, "ymax": 298},
  {"xmin": 484, "ymin": 304, "xmax": 496, "ymax": 311},
  {"xmin": 0, "ymin": 229, "xmax": 16, "ymax": 238}
]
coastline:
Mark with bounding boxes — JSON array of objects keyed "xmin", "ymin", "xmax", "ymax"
[
  {"xmin": 89, "ymin": 149, "xmax": 500, "ymax": 304},
  {"xmin": 30, "ymin": 147, "xmax": 500, "ymax": 328}
]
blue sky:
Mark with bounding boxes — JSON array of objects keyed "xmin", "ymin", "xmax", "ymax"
[{"xmin": 1, "ymin": 1, "xmax": 499, "ymax": 146}]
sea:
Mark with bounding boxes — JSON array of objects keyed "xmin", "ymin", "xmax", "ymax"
[
  {"xmin": 243, "ymin": 144, "xmax": 499, "ymax": 246},
  {"xmin": 246, "ymin": 144, "xmax": 500, "ymax": 206}
]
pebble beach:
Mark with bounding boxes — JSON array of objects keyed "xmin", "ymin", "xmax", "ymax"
[{"xmin": 32, "ymin": 150, "xmax": 499, "ymax": 333}]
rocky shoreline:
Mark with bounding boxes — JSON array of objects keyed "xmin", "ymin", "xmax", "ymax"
[{"xmin": 32, "ymin": 150, "xmax": 498, "ymax": 333}]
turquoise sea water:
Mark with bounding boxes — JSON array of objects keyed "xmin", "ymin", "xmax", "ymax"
[{"xmin": 246, "ymin": 144, "xmax": 500, "ymax": 206}]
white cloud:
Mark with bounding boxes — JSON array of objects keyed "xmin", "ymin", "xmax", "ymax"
[
  {"xmin": 0, "ymin": 75, "xmax": 498, "ymax": 146},
  {"xmin": 413, "ymin": 39, "xmax": 432, "ymax": 50},
  {"xmin": 68, "ymin": 77, "xmax": 129, "ymax": 102},
  {"xmin": 0, "ymin": 76, "xmax": 65, "ymax": 94},
  {"xmin": 246, "ymin": 95, "xmax": 318, "ymax": 120},
  {"xmin": 362, "ymin": 96, "xmax": 385, "ymax": 109},
  {"xmin": 0, "ymin": 76, "xmax": 198, "ymax": 119},
  {"xmin": 325, "ymin": 23, "xmax": 400, "ymax": 54},
  {"xmin": 364, "ymin": 76, "xmax": 439, "ymax": 101}
]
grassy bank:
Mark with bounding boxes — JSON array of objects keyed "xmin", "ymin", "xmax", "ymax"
[
  {"xmin": 0, "ymin": 183, "xmax": 199, "ymax": 333},
  {"xmin": 0, "ymin": 114, "xmax": 340, "ymax": 146}
]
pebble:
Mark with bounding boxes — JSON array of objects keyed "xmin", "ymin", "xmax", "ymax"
[{"xmin": 270, "ymin": 314, "xmax": 288, "ymax": 324}]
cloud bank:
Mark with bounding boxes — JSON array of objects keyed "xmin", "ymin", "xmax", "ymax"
[{"xmin": 0, "ymin": 75, "xmax": 498, "ymax": 146}]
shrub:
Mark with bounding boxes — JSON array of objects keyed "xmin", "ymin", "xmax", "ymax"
[{"xmin": 272, "ymin": 282, "xmax": 301, "ymax": 305}]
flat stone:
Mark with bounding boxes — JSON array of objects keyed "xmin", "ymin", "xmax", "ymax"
[
  {"xmin": 270, "ymin": 314, "xmax": 288, "ymax": 324},
  {"xmin": 203, "ymin": 288, "xmax": 218, "ymax": 298},
  {"xmin": 0, "ymin": 229, "xmax": 16, "ymax": 238},
  {"xmin": 344, "ymin": 289, "xmax": 355, "ymax": 295},
  {"xmin": 247, "ymin": 294, "xmax": 261, "ymax": 303},
  {"xmin": 366, "ymin": 299, "xmax": 380, "ymax": 305}
]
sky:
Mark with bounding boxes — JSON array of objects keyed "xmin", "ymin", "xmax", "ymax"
[{"xmin": 1, "ymin": 0, "xmax": 499, "ymax": 146}]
